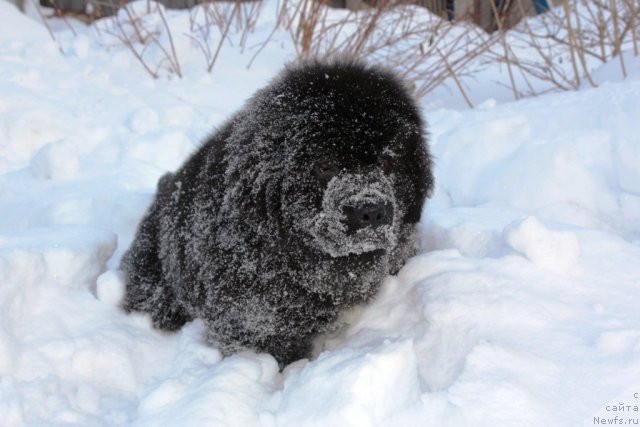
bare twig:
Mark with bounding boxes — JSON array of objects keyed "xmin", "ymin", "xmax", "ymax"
[
  {"xmin": 490, "ymin": 0, "xmax": 520, "ymax": 100},
  {"xmin": 435, "ymin": 46, "xmax": 474, "ymax": 108},
  {"xmin": 32, "ymin": 0, "xmax": 65, "ymax": 54},
  {"xmin": 157, "ymin": 5, "xmax": 182, "ymax": 77},
  {"xmin": 609, "ymin": 0, "xmax": 627, "ymax": 78}
]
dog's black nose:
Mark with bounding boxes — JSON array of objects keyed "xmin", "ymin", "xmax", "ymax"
[{"xmin": 343, "ymin": 203, "xmax": 393, "ymax": 231}]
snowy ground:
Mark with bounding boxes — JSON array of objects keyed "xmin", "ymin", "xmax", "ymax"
[{"xmin": 1, "ymin": 1, "xmax": 640, "ymax": 426}]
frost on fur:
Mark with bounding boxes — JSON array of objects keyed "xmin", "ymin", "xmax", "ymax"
[{"xmin": 120, "ymin": 59, "xmax": 434, "ymax": 367}]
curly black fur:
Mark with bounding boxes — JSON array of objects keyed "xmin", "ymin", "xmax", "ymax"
[{"xmin": 120, "ymin": 59, "xmax": 434, "ymax": 367}]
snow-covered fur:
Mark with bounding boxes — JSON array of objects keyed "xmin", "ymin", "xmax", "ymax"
[{"xmin": 120, "ymin": 60, "xmax": 434, "ymax": 367}]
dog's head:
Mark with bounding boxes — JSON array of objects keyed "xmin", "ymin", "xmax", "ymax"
[{"xmin": 224, "ymin": 60, "xmax": 433, "ymax": 258}]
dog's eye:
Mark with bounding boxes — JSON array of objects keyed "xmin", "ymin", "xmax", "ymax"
[
  {"xmin": 378, "ymin": 156, "xmax": 393, "ymax": 173},
  {"xmin": 313, "ymin": 160, "xmax": 339, "ymax": 181}
]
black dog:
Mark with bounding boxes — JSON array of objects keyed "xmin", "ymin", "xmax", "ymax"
[{"xmin": 120, "ymin": 59, "xmax": 434, "ymax": 367}]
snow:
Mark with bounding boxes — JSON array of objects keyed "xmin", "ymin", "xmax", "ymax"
[{"xmin": 1, "ymin": 1, "xmax": 640, "ymax": 426}]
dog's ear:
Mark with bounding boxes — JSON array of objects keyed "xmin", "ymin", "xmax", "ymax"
[
  {"xmin": 263, "ymin": 176, "xmax": 286, "ymax": 241},
  {"xmin": 393, "ymin": 131, "xmax": 433, "ymax": 224},
  {"xmin": 220, "ymin": 121, "xmax": 288, "ymax": 242}
]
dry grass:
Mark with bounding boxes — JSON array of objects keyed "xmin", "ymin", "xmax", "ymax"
[
  {"xmin": 493, "ymin": 0, "xmax": 640, "ymax": 95},
  {"xmin": 35, "ymin": 0, "xmax": 640, "ymax": 103}
]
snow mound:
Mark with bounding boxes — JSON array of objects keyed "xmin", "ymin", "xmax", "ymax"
[
  {"xmin": 505, "ymin": 216, "xmax": 580, "ymax": 273},
  {"xmin": 29, "ymin": 139, "xmax": 81, "ymax": 181},
  {"xmin": 279, "ymin": 340, "xmax": 420, "ymax": 427}
]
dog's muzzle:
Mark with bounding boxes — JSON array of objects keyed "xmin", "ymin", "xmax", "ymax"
[{"xmin": 307, "ymin": 172, "xmax": 399, "ymax": 257}]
